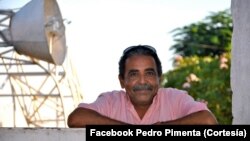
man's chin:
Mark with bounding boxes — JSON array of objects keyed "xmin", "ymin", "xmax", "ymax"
[{"xmin": 136, "ymin": 94, "xmax": 153, "ymax": 103}]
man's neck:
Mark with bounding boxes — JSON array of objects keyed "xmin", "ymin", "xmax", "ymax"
[{"xmin": 134, "ymin": 104, "xmax": 150, "ymax": 119}]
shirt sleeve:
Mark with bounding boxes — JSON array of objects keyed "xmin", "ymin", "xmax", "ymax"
[
  {"xmin": 174, "ymin": 90, "xmax": 209, "ymax": 118},
  {"xmin": 78, "ymin": 92, "xmax": 112, "ymax": 117}
]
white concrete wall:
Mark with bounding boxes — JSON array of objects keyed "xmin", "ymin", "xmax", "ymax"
[
  {"xmin": 231, "ymin": 0, "xmax": 250, "ymax": 124},
  {"xmin": 0, "ymin": 128, "xmax": 86, "ymax": 141}
]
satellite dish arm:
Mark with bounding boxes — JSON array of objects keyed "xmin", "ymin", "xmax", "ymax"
[{"xmin": 0, "ymin": 10, "xmax": 14, "ymax": 47}]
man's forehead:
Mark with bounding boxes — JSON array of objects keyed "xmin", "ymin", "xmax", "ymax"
[
  {"xmin": 125, "ymin": 55, "xmax": 155, "ymax": 62},
  {"xmin": 123, "ymin": 55, "xmax": 157, "ymax": 73}
]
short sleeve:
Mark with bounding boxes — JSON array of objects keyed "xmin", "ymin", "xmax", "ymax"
[
  {"xmin": 167, "ymin": 88, "xmax": 209, "ymax": 118},
  {"xmin": 78, "ymin": 92, "xmax": 113, "ymax": 117},
  {"xmin": 177, "ymin": 91, "xmax": 208, "ymax": 117}
]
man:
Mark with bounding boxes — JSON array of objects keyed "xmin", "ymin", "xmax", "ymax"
[{"xmin": 67, "ymin": 45, "xmax": 218, "ymax": 127}]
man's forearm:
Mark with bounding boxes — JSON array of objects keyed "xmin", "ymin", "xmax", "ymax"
[
  {"xmin": 67, "ymin": 107, "xmax": 128, "ymax": 127},
  {"xmin": 158, "ymin": 110, "xmax": 218, "ymax": 125}
]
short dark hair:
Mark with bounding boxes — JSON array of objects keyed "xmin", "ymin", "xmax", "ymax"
[{"xmin": 118, "ymin": 45, "xmax": 162, "ymax": 79}]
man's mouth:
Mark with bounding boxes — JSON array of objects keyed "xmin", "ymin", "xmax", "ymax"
[{"xmin": 132, "ymin": 84, "xmax": 153, "ymax": 92}]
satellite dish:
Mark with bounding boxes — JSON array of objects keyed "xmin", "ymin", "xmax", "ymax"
[{"xmin": 8, "ymin": 0, "xmax": 67, "ymax": 65}]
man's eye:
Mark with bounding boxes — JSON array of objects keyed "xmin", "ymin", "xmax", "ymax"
[
  {"xmin": 129, "ymin": 72, "xmax": 137, "ymax": 77},
  {"xmin": 146, "ymin": 71, "xmax": 156, "ymax": 76}
]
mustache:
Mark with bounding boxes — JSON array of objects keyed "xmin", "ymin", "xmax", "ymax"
[{"xmin": 132, "ymin": 84, "xmax": 153, "ymax": 91}]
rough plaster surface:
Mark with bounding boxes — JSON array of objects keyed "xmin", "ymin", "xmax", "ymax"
[
  {"xmin": 231, "ymin": 0, "xmax": 250, "ymax": 124},
  {"xmin": 0, "ymin": 128, "xmax": 86, "ymax": 141}
]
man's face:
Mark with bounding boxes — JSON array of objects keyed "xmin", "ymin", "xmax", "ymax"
[{"xmin": 119, "ymin": 55, "xmax": 161, "ymax": 107}]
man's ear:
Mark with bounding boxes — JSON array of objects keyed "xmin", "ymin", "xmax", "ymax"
[{"xmin": 118, "ymin": 75, "xmax": 125, "ymax": 88}]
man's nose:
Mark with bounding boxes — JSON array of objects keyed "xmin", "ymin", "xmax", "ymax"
[{"xmin": 138, "ymin": 75, "xmax": 146, "ymax": 84}]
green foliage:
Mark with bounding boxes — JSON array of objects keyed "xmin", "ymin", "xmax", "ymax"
[
  {"xmin": 163, "ymin": 9, "xmax": 233, "ymax": 124},
  {"xmin": 162, "ymin": 54, "xmax": 232, "ymax": 124},
  {"xmin": 170, "ymin": 9, "xmax": 232, "ymax": 57}
]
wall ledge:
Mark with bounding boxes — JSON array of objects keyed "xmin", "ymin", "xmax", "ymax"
[{"xmin": 0, "ymin": 128, "xmax": 86, "ymax": 141}]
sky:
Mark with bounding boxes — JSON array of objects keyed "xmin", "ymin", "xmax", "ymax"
[{"xmin": 0, "ymin": 0, "xmax": 231, "ymax": 103}]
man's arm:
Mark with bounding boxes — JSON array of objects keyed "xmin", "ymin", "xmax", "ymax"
[
  {"xmin": 67, "ymin": 107, "xmax": 128, "ymax": 127},
  {"xmin": 157, "ymin": 110, "xmax": 218, "ymax": 125}
]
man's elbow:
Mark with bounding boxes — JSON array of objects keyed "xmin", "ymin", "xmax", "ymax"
[
  {"xmin": 67, "ymin": 114, "xmax": 76, "ymax": 127},
  {"xmin": 67, "ymin": 113, "xmax": 84, "ymax": 128},
  {"xmin": 204, "ymin": 117, "xmax": 218, "ymax": 125},
  {"xmin": 203, "ymin": 111, "xmax": 218, "ymax": 125}
]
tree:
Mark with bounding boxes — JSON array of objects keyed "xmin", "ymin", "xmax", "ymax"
[
  {"xmin": 162, "ymin": 9, "xmax": 233, "ymax": 124},
  {"xmin": 170, "ymin": 9, "xmax": 232, "ymax": 57},
  {"xmin": 162, "ymin": 54, "xmax": 232, "ymax": 124}
]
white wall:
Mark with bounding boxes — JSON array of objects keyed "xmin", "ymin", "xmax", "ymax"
[
  {"xmin": 231, "ymin": 0, "xmax": 250, "ymax": 124},
  {"xmin": 0, "ymin": 128, "xmax": 86, "ymax": 141}
]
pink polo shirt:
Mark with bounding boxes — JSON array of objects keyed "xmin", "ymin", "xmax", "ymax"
[{"xmin": 78, "ymin": 88, "xmax": 208, "ymax": 124}]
